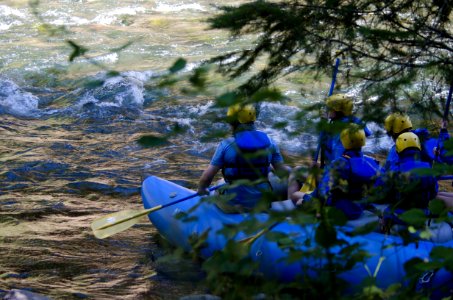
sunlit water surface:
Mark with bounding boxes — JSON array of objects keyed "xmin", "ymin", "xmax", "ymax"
[{"xmin": 0, "ymin": 1, "xmax": 393, "ymax": 299}]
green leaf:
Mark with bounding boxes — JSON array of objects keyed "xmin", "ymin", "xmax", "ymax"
[
  {"xmin": 325, "ymin": 207, "xmax": 348, "ymax": 226},
  {"xmin": 200, "ymin": 130, "xmax": 229, "ymax": 143},
  {"xmin": 215, "ymin": 92, "xmax": 239, "ymax": 108},
  {"xmin": 137, "ymin": 135, "xmax": 169, "ymax": 147},
  {"xmin": 169, "ymin": 123, "xmax": 189, "ymax": 135},
  {"xmin": 189, "ymin": 67, "xmax": 208, "ymax": 88},
  {"xmin": 398, "ymin": 209, "xmax": 427, "ymax": 228},
  {"xmin": 169, "ymin": 58, "xmax": 187, "ymax": 73},
  {"xmin": 429, "ymin": 199, "xmax": 446, "ymax": 215},
  {"xmin": 315, "ymin": 221, "xmax": 337, "ymax": 248},
  {"xmin": 350, "ymin": 221, "xmax": 379, "ymax": 236},
  {"xmin": 66, "ymin": 40, "xmax": 88, "ymax": 62},
  {"xmin": 250, "ymin": 87, "xmax": 284, "ymax": 103},
  {"xmin": 84, "ymin": 79, "xmax": 105, "ymax": 89},
  {"xmin": 107, "ymin": 70, "xmax": 121, "ymax": 77},
  {"xmin": 431, "ymin": 246, "xmax": 453, "ymax": 260}
]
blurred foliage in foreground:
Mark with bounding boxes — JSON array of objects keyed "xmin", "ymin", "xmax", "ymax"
[{"xmin": 178, "ymin": 1, "xmax": 453, "ymax": 299}]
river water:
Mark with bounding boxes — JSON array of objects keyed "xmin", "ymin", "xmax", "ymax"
[{"xmin": 0, "ymin": 1, "xmax": 395, "ymax": 299}]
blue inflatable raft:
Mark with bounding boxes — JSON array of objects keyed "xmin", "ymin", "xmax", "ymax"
[{"xmin": 141, "ymin": 175, "xmax": 453, "ymax": 296}]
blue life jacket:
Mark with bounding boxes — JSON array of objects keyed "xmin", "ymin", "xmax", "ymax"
[
  {"xmin": 321, "ymin": 116, "xmax": 371, "ymax": 166},
  {"xmin": 222, "ymin": 130, "xmax": 271, "ymax": 182},
  {"xmin": 322, "ymin": 150, "xmax": 380, "ymax": 219},
  {"xmin": 340, "ymin": 154, "xmax": 380, "ymax": 201},
  {"xmin": 389, "ymin": 149, "xmax": 438, "ymax": 209},
  {"xmin": 424, "ymin": 128, "xmax": 453, "ymax": 164},
  {"xmin": 384, "ymin": 128, "xmax": 444, "ymax": 171}
]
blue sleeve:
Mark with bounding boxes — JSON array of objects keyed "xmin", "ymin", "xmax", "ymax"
[
  {"xmin": 210, "ymin": 140, "xmax": 228, "ymax": 166},
  {"xmin": 363, "ymin": 125, "xmax": 372, "ymax": 137},
  {"xmin": 350, "ymin": 116, "xmax": 371, "ymax": 137},
  {"xmin": 439, "ymin": 139, "xmax": 453, "ymax": 164},
  {"xmin": 439, "ymin": 128, "xmax": 450, "ymax": 142},
  {"xmin": 269, "ymin": 138, "xmax": 284, "ymax": 164},
  {"xmin": 331, "ymin": 135, "xmax": 345, "ymax": 161},
  {"xmin": 383, "ymin": 145, "xmax": 398, "ymax": 171},
  {"xmin": 318, "ymin": 159, "xmax": 349, "ymax": 204},
  {"xmin": 412, "ymin": 128, "xmax": 430, "ymax": 140},
  {"xmin": 318, "ymin": 166, "xmax": 332, "ymax": 202}
]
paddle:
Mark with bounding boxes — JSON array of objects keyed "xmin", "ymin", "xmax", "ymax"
[
  {"xmin": 91, "ymin": 183, "xmax": 225, "ymax": 239},
  {"xmin": 244, "ymin": 60, "xmax": 342, "ymax": 245},
  {"xmin": 435, "ymin": 81, "xmax": 453, "ymax": 161},
  {"xmin": 303, "ymin": 58, "xmax": 341, "ymax": 193},
  {"xmin": 239, "ymin": 222, "xmax": 280, "ymax": 245}
]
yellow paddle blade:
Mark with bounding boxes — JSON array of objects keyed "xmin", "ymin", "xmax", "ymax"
[
  {"xmin": 239, "ymin": 228, "xmax": 269, "ymax": 245},
  {"xmin": 300, "ymin": 173, "xmax": 316, "ymax": 193},
  {"xmin": 239, "ymin": 222, "xmax": 279, "ymax": 245},
  {"xmin": 91, "ymin": 207, "xmax": 159, "ymax": 239}
]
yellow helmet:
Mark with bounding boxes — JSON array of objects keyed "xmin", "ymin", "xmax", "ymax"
[
  {"xmin": 384, "ymin": 113, "xmax": 412, "ymax": 135},
  {"xmin": 340, "ymin": 125, "xmax": 366, "ymax": 150},
  {"xmin": 227, "ymin": 104, "xmax": 256, "ymax": 124},
  {"xmin": 325, "ymin": 94, "xmax": 353, "ymax": 116},
  {"xmin": 395, "ymin": 132, "xmax": 421, "ymax": 153}
]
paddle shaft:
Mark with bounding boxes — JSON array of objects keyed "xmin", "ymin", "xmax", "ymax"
[
  {"xmin": 435, "ymin": 81, "xmax": 453, "ymax": 161},
  {"xmin": 240, "ymin": 221, "xmax": 280, "ymax": 245},
  {"xmin": 442, "ymin": 82, "xmax": 453, "ymax": 122},
  {"xmin": 314, "ymin": 58, "xmax": 341, "ymax": 165},
  {"xmin": 97, "ymin": 183, "xmax": 224, "ymax": 231}
]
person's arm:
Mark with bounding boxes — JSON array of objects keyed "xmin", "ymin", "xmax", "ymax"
[
  {"xmin": 272, "ymin": 161, "xmax": 291, "ymax": 178},
  {"xmin": 287, "ymin": 167, "xmax": 304, "ymax": 204},
  {"xmin": 269, "ymin": 139, "xmax": 290, "ymax": 178},
  {"xmin": 197, "ymin": 164, "xmax": 221, "ymax": 195}
]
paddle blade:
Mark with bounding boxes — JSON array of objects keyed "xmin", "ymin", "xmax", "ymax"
[
  {"xmin": 239, "ymin": 228, "xmax": 269, "ymax": 245},
  {"xmin": 300, "ymin": 173, "xmax": 316, "ymax": 193},
  {"xmin": 239, "ymin": 222, "xmax": 279, "ymax": 245},
  {"xmin": 91, "ymin": 209, "xmax": 148, "ymax": 239}
]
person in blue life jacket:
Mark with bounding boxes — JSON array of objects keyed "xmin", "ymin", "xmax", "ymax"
[
  {"xmin": 287, "ymin": 94, "xmax": 371, "ymax": 204},
  {"xmin": 379, "ymin": 132, "xmax": 439, "ymax": 230},
  {"xmin": 318, "ymin": 94, "xmax": 371, "ymax": 168},
  {"xmin": 383, "ymin": 112, "xmax": 452, "ymax": 170},
  {"xmin": 197, "ymin": 104, "xmax": 290, "ymax": 213},
  {"xmin": 426, "ymin": 119, "xmax": 453, "ymax": 165},
  {"xmin": 291, "ymin": 125, "xmax": 381, "ymax": 220}
]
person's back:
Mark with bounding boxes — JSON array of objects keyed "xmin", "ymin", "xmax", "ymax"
[
  {"xmin": 198, "ymin": 104, "xmax": 288, "ymax": 212},
  {"xmin": 215, "ymin": 123, "xmax": 280, "ymax": 210},
  {"xmin": 384, "ymin": 132, "xmax": 438, "ymax": 210},
  {"xmin": 320, "ymin": 94, "xmax": 371, "ymax": 167},
  {"xmin": 318, "ymin": 125, "xmax": 381, "ymax": 219},
  {"xmin": 382, "ymin": 112, "xmax": 449, "ymax": 170}
]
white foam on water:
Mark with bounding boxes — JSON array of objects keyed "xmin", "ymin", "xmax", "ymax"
[
  {"xmin": 77, "ymin": 53, "xmax": 119, "ymax": 64},
  {"xmin": 77, "ymin": 73, "xmax": 145, "ymax": 109},
  {"xmin": 92, "ymin": 6, "xmax": 146, "ymax": 25},
  {"xmin": 0, "ymin": 5, "xmax": 26, "ymax": 18},
  {"xmin": 0, "ymin": 5, "xmax": 26, "ymax": 31},
  {"xmin": 94, "ymin": 53, "xmax": 119, "ymax": 64},
  {"xmin": 363, "ymin": 122, "xmax": 394, "ymax": 154},
  {"xmin": 0, "ymin": 23, "xmax": 12, "ymax": 31},
  {"xmin": 43, "ymin": 10, "xmax": 90, "ymax": 26},
  {"xmin": 122, "ymin": 70, "xmax": 156, "ymax": 83},
  {"xmin": 187, "ymin": 101, "xmax": 213, "ymax": 116},
  {"xmin": 154, "ymin": 2, "xmax": 206, "ymax": 13},
  {"xmin": 0, "ymin": 80, "xmax": 39, "ymax": 116}
]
